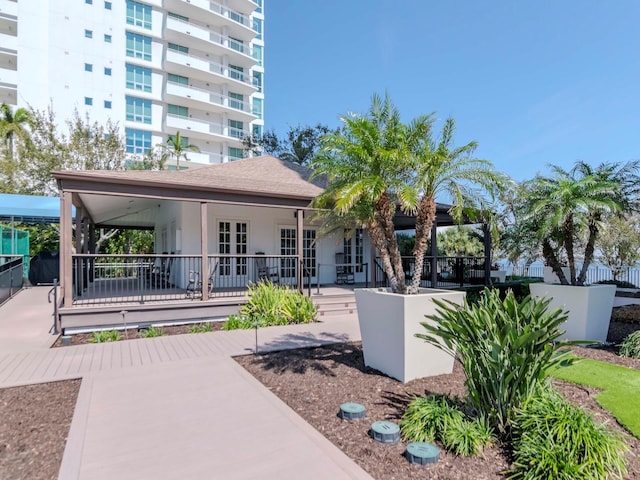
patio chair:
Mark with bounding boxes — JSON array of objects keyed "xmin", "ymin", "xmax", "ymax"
[
  {"xmin": 335, "ymin": 252, "xmax": 354, "ymax": 285},
  {"xmin": 150, "ymin": 255, "xmax": 173, "ymax": 288},
  {"xmin": 255, "ymin": 253, "xmax": 279, "ymax": 284},
  {"xmin": 186, "ymin": 260, "xmax": 218, "ymax": 299}
]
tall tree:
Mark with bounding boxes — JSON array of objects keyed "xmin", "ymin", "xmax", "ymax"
[
  {"xmin": 0, "ymin": 103, "xmax": 32, "ymax": 160},
  {"xmin": 597, "ymin": 214, "xmax": 640, "ymax": 281},
  {"xmin": 243, "ymin": 124, "xmax": 330, "ymax": 165},
  {"xmin": 159, "ymin": 131, "xmax": 200, "ymax": 170},
  {"xmin": 437, "ymin": 227, "xmax": 483, "ymax": 257}
]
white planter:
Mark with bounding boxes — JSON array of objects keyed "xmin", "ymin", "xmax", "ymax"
[
  {"xmin": 529, "ymin": 283, "xmax": 616, "ymax": 343},
  {"xmin": 354, "ymin": 288, "xmax": 465, "ymax": 383},
  {"xmin": 543, "ymin": 266, "xmax": 571, "ymax": 284}
]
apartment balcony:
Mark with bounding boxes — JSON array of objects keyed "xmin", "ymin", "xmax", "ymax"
[
  {"xmin": 0, "ymin": 0, "xmax": 18, "ymax": 18},
  {"xmin": 165, "ymin": 81, "xmax": 256, "ymax": 121},
  {"xmin": 166, "ymin": 114, "xmax": 249, "ymax": 143},
  {"xmin": 165, "ymin": 49, "xmax": 256, "ymax": 94},
  {"xmin": 0, "ymin": 64, "xmax": 16, "ymax": 86},
  {"xmin": 165, "ymin": 0, "xmax": 255, "ymax": 41},
  {"xmin": 179, "ymin": 149, "xmax": 225, "ymax": 165},
  {"xmin": 165, "ymin": 16, "xmax": 256, "ymax": 67},
  {"xmin": 0, "ymin": 31, "xmax": 17, "ymax": 52}
]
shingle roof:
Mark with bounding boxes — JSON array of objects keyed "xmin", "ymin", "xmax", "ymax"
[{"xmin": 53, "ymin": 156, "xmax": 325, "ymax": 200}]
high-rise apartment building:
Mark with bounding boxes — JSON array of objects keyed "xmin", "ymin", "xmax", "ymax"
[{"xmin": 0, "ymin": 0, "xmax": 264, "ymax": 166}]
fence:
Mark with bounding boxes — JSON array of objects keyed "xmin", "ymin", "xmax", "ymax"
[
  {"xmin": 506, "ymin": 263, "xmax": 640, "ymax": 287},
  {"xmin": 374, "ymin": 256, "xmax": 488, "ymax": 288},
  {"xmin": 0, "ymin": 256, "xmax": 24, "ymax": 304}
]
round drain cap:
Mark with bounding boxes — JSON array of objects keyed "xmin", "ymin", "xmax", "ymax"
[
  {"xmin": 370, "ymin": 421, "xmax": 400, "ymax": 444},
  {"xmin": 405, "ymin": 442, "xmax": 440, "ymax": 465},
  {"xmin": 340, "ymin": 402, "xmax": 366, "ymax": 420}
]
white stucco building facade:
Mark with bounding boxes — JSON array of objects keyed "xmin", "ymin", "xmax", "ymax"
[{"xmin": 0, "ymin": 0, "xmax": 264, "ymax": 166}]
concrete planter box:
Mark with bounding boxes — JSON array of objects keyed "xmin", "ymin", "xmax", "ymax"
[
  {"xmin": 354, "ymin": 288, "xmax": 465, "ymax": 383},
  {"xmin": 529, "ymin": 283, "xmax": 616, "ymax": 343}
]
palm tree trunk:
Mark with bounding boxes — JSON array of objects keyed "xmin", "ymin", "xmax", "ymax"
[
  {"xmin": 577, "ymin": 222, "xmax": 598, "ymax": 286},
  {"xmin": 562, "ymin": 216, "xmax": 576, "ymax": 284},
  {"xmin": 542, "ymin": 239, "xmax": 569, "ymax": 285},
  {"xmin": 410, "ymin": 195, "xmax": 436, "ymax": 293},
  {"xmin": 374, "ymin": 192, "xmax": 406, "ymax": 293},
  {"xmin": 367, "ymin": 220, "xmax": 401, "ymax": 292}
]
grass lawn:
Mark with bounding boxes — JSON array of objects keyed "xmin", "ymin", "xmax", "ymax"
[{"xmin": 551, "ymin": 357, "xmax": 640, "ymax": 438}]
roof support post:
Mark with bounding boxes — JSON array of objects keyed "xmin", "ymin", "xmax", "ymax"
[
  {"xmin": 200, "ymin": 202, "xmax": 209, "ymax": 301},
  {"xmin": 370, "ymin": 236, "xmax": 377, "ymax": 286},
  {"xmin": 74, "ymin": 206, "xmax": 83, "ymax": 296},
  {"xmin": 430, "ymin": 221, "xmax": 438, "ymax": 288},
  {"xmin": 296, "ymin": 209, "xmax": 304, "ymax": 293},
  {"xmin": 483, "ymin": 222, "xmax": 492, "ymax": 287},
  {"xmin": 61, "ymin": 191, "xmax": 73, "ymax": 306},
  {"xmin": 88, "ymin": 221, "xmax": 96, "ymax": 283}
]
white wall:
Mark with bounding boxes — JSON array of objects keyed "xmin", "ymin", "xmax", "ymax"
[{"xmin": 157, "ymin": 201, "xmax": 372, "ymax": 286}]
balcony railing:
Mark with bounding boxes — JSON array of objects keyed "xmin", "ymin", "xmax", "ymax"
[
  {"xmin": 167, "ymin": 80, "xmax": 251, "ymax": 113},
  {"xmin": 166, "ymin": 49, "xmax": 254, "ymax": 86},
  {"xmin": 167, "ymin": 16, "xmax": 253, "ymax": 56},
  {"xmin": 374, "ymin": 256, "xmax": 488, "ymax": 289},
  {"xmin": 71, "ymin": 254, "xmax": 303, "ymax": 306},
  {"xmin": 167, "ymin": 113, "xmax": 250, "ymax": 139}
]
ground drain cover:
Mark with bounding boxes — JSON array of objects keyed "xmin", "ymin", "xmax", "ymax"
[
  {"xmin": 340, "ymin": 402, "xmax": 366, "ymax": 420},
  {"xmin": 370, "ymin": 421, "xmax": 400, "ymax": 443},
  {"xmin": 405, "ymin": 442, "xmax": 440, "ymax": 465}
]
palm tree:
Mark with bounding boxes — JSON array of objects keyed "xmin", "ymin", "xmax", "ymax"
[
  {"xmin": 159, "ymin": 131, "xmax": 199, "ymax": 170},
  {"xmin": 437, "ymin": 227, "xmax": 483, "ymax": 257},
  {"xmin": 312, "ymin": 93, "xmax": 504, "ymax": 294},
  {"xmin": 523, "ymin": 163, "xmax": 626, "ymax": 285},
  {"xmin": 0, "ymin": 103, "xmax": 32, "ymax": 160},
  {"xmin": 407, "ymin": 117, "xmax": 505, "ymax": 292}
]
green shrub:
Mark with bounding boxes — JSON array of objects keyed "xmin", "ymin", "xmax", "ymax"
[
  {"xmin": 595, "ymin": 279, "xmax": 637, "ymax": 289},
  {"xmin": 417, "ymin": 288, "xmax": 571, "ymax": 435},
  {"xmin": 88, "ymin": 330, "xmax": 121, "ymax": 343},
  {"xmin": 399, "ymin": 394, "xmax": 493, "ymax": 457},
  {"xmin": 140, "ymin": 326, "xmax": 164, "ymax": 338},
  {"xmin": 223, "ymin": 282, "xmax": 317, "ymax": 330},
  {"xmin": 619, "ymin": 330, "xmax": 640, "ymax": 358},
  {"xmin": 509, "ymin": 385, "xmax": 628, "ymax": 480},
  {"xmin": 189, "ymin": 322, "xmax": 213, "ymax": 334},
  {"xmin": 222, "ymin": 315, "xmax": 254, "ymax": 330}
]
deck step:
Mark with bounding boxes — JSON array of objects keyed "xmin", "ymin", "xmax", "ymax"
[{"xmin": 312, "ymin": 293, "xmax": 357, "ymax": 318}]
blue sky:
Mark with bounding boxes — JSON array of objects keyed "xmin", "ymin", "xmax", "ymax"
[{"xmin": 264, "ymin": 0, "xmax": 640, "ymax": 181}]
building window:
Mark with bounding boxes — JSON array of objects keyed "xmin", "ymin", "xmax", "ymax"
[
  {"xmin": 126, "ymin": 64, "xmax": 152, "ymax": 92},
  {"xmin": 280, "ymin": 228, "xmax": 297, "ymax": 278},
  {"xmin": 126, "ymin": 96, "xmax": 152, "ymax": 124},
  {"xmin": 235, "ymin": 223, "xmax": 247, "ymax": 275},
  {"xmin": 228, "ymin": 64, "xmax": 244, "ymax": 81},
  {"xmin": 253, "ymin": 18, "xmax": 262, "ymax": 40},
  {"xmin": 126, "ymin": 128, "xmax": 151, "ymax": 154},
  {"xmin": 168, "ymin": 12, "xmax": 188, "ymax": 22},
  {"xmin": 228, "ymin": 120, "xmax": 243, "ymax": 138},
  {"xmin": 254, "ymin": 0, "xmax": 263, "ymax": 14},
  {"xmin": 104, "ymin": 67, "xmax": 112, "ymax": 75},
  {"xmin": 168, "ymin": 104, "xmax": 188, "ymax": 117},
  {"xmin": 252, "ymin": 98, "xmax": 263, "ymax": 119},
  {"xmin": 252, "ymin": 124, "xmax": 262, "ymax": 139},
  {"xmin": 229, "ymin": 92, "xmax": 243, "ymax": 110},
  {"xmin": 84, "ymin": 63, "xmax": 93, "ymax": 72},
  {"xmin": 105, "ymin": 1, "xmax": 112, "ymax": 9},
  {"xmin": 252, "ymin": 44, "xmax": 263, "ymax": 67},
  {"xmin": 168, "ymin": 73, "xmax": 188, "ymax": 85},
  {"xmin": 104, "ymin": 100, "xmax": 112, "ymax": 109},
  {"xmin": 252, "ymin": 71, "xmax": 262, "ymax": 92},
  {"xmin": 85, "ymin": 0, "xmax": 92, "ymax": 4},
  {"xmin": 85, "ymin": 29, "xmax": 93, "ymax": 38},
  {"xmin": 219, "ymin": 222, "xmax": 231, "ymax": 275},
  {"xmin": 84, "ymin": 97, "xmax": 93, "ymax": 106},
  {"xmin": 168, "ymin": 43, "xmax": 188, "ymax": 54},
  {"xmin": 104, "ymin": 34, "xmax": 112, "ymax": 43},
  {"xmin": 126, "ymin": 32, "xmax": 152, "ymax": 61},
  {"xmin": 228, "ymin": 37, "xmax": 244, "ymax": 53},
  {"xmin": 228, "ymin": 147, "xmax": 243, "ymax": 159},
  {"xmin": 126, "ymin": 0, "xmax": 152, "ymax": 30}
]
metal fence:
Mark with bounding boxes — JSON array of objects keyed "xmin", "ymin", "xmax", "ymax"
[
  {"xmin": 506, "ymin": 263, "xmax": 640, "ymax": 287},
  {"xmin": 0, "ymin": 256, "xmax": 24, "ymax": 304},
  {"xmin": 375, "ymin": 256, "xmax": 487, "ymax": 288},
  {"xmin": 71, "ymin": 253, "xmax": 302, "ymax": 306}
]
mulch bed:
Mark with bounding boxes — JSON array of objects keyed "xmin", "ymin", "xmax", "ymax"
[
  {"xmin": 52, "ymin": 322, "xmax": 224, "ymax": 347},
  {"xmin": 0, "ymin": 379, "xmax": 81, "ymax": 480},
  {"xmin": 236, "ymin": 323, "xmax": 640, "ymax": 480}
]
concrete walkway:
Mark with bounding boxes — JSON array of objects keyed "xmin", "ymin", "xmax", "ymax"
[{"xmin": 0, "ymin": 294, "xmax": 372, "ymax": 480}]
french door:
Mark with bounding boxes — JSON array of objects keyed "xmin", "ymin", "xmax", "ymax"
[
  {"xmin": 218, "ymin": 221, "xmax": 248, "ymax": 285},
  {"xmin": 279, "ymin": 227, "xmax": 316, "ymax": 284}
]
